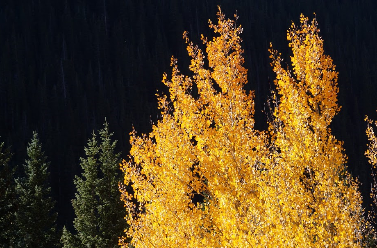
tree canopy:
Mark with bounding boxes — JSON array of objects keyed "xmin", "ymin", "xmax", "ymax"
[{"xmin": 121, "ymin": 8, "xmax": 365, "ymax": 247}]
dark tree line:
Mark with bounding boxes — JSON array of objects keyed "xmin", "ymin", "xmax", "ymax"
[
  {"xmin": 0, "ymin": 133, "xmax": 58, "ymax": 247},
  {"xmin": 0, "ymin": 0, "xmax": 377, "ymax": 230}
]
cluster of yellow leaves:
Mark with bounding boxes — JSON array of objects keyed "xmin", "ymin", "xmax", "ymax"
[
  {"xmin": 365, "ymin": 116, "xmax": 377, "ymax": 223},
  {"xmin": 120, "ymin": 8, "xmax": 364, "ymax": 247},
  {"xmin": 268, "ymin": 14, "xmax": 364, "ymax": 247},
  {"xmin": 366, "ymin": 117, "xmax": 377, "ymax": 170}
]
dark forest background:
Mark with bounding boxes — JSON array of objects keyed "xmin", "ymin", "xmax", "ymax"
[{"xmin": 1, "ymin": 0, "xmax": 377, "ymax": 230}]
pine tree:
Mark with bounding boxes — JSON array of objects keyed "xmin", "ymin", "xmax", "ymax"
[
  {"xmin": 97, "ymin": 122, "xmax": 128, "ymax": 246},
  {"xmin": 62, "ymin": 121, "xmax": 127, "ymax": 247},
  {"xmin": 67, "ymin": 134, "xmax": 99, "ymax": 247},
  {"xmin": 61, "ymin": 226, "xmax": 79, "ymax": 248},
  {"xmin": 0, "ymin": 140, "xmax": 16, "ymax": 246},
  {"xmin": 15, "ymin": 131, "xmax": 58, "ymax": 247}
]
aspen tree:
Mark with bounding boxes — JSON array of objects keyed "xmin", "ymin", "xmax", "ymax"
[
  {"xmin": 364, "ymin": 116, "xmax": 377, "ymax": 246},
  {"xmin": 121, "ymin": 7, "xmax": 270, "ymax": 247},
  {"xmin": 366, "ymin": 116, "xmax": 377, "ymax": 216},
  {"xmin": 269, "ymin": 14, "xmax": 364, "ymax": 246},
  {"xmin": 121, "ymin": 9, "xmax": 365, "ymax": 247}
]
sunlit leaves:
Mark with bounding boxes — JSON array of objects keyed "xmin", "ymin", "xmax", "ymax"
[
  {"xmin": 365, "ymin": 115, "xmax": 377, "ymax": 241},
  {"xmin": 121, "ymin": 7, "xmax": 268, "ymax": 247},
  {"xmin": 269, "ymin": 13, "xmax": 364, "ymax": 247},
  {"xmin": 121, "ymin": 8, "xmax": 365, "ymax": 248}
]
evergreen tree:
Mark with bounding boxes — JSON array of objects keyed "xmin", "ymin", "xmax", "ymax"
[
  {"xmin": 15, "ymin": 131, "xmax": 58, "ymax": 247},
  {"xmin": 97, "ymin": 122, "xmax": 128, "ymax": 246},
  {"xmin": 0, "ymin": 140, "xmax": 16, "ymax": 246},
  {"xmin": 61, "ymin": 226, "xmax": 79, "ymax": 248},
  {"xmin": 67, "ymin": 134, "xmax": 99, "ymax": 247},
  {"xmin": 62, "ymin": 121, "xmax": 127, "ymax": 247}
]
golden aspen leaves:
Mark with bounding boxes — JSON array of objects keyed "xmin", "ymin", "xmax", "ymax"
[{"xmin": 120, "ymin": 8, "xmax": 365, "ymax": 247}]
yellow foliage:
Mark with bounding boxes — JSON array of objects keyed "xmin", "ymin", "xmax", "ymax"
[
  {"xmin": 120, "ymin": 8, "xmax": 364, "ymax": 247},
  {"xmin": 365, "ymin": 115, "xmax": 377, "ymax": 237},
  {"xmin": 269, "ymin": 14, "xmax": 364, "ymax": 246}
]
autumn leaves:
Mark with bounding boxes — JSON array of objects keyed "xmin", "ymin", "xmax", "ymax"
[{"xmin": 120, "ymin": 8, "xmax": 367, "ymax": 247}]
